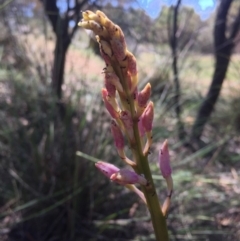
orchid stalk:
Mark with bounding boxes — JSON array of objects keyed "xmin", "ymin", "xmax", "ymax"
[{"xmin": 78, "ymin": 11, "xmax": 173, "ymax": 241}]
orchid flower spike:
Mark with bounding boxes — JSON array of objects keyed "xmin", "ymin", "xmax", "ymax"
[{"xmin": 80, "ymin": 10, "xmax": 171, "ymax": 240}]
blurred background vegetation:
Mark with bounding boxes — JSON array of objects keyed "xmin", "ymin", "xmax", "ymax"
[{"xmin": 0, "ymin": 0, "xmax": 240, "ymax": 240}]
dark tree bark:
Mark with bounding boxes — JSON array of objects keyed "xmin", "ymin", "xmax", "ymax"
[
  {"xmin": 51, "ymin": 17, "xmax": 70, "ymax": 99},
  {"xmin": 191, "ymin": 0, "xmax": 240, "ymax": 144},
  {"xmin": 168, "ymin": 0, "xmax": 186, "ymax": 142},
  {"xmin": 40, "ymin": 0, "xmax": 88, "ymax": 99}
]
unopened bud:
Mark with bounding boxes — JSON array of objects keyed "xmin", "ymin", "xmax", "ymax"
[
  {"xmin": 104, "ymin": 78, "xmax": 116, "ymax": 97},
  {"xmin": 78, "ymin": 20, "xmax": 108, "ymax": 38},
  {"xmin": 159, "ymin": 140, "xmax": 173, "ymax": 216},
  {"xmin": 126, "ymin": 51, "xmax": 137, "ymax": 76},
  {"xmin": 159, "ymin": 140, "xmax": 172, "ymax": 179},
  {"xmin": 111, "ymin": 120, "xmax": 124, "ymax": 150},
  {"xmin": 82, "ymin": 10, "xmax": 99, "ymax": 21},
  {"xmin": 96, "ymin": 36, "xmax": 113, "ymax": 64},
  {"xmin": 102, "ymin": 88, "xmax": 119, "ymax": 119},
  {"xmin": 120, "ymin": 111, "xmax": 134, "ymax": 140},
  {"xmin": 103, "ymin": 66, "xmax": 123, "ymax": 93},
  {"xmin": 96, "ymin": 10, "xmax": 114, "ymax": 33},
  {"xmin": 110, "ymin": 34, "xmax": 127, "ymax": 61},
  {"xmin": 110, "ymin": 169, "xmax": 148, "ymax": 186},
  {"xmin": 141, "ymin": 101, "xmax": 154, "ymax": 132},
  {"xmin": 95, "ymin": 161, "xmax": 119, "ymax": 179},
  {"xmin": 138, "ymin": 83, "xmax": 151, "ymax": 108}
]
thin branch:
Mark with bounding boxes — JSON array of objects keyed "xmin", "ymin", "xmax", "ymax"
[
  {"xmin": 41, "ymin": 0, "xmax": 60, "ymax": 34},
  {"xmin": 190, "ymin": 0, "xmax": 240, "ymax": 145},
  {"xmin": 169, "ymin": 0, "xmax": 186, "ymax": 142},
  {"xmin": 229, "ymin": 6, "xmax": 240, "ymax": 40}
]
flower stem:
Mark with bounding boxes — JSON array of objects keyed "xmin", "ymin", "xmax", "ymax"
[
  {"xmin": 132, "ymin": 122, "xmax": 169, "ymax": 241},
  {"xmin": 114, "ymin": 63, "xmax": 169, "ymax": 241}
]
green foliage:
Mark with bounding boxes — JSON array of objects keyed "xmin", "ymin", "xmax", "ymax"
[
  {"xmin": 154, "ymin": 5, "xmax": 202, "ymax": 50},
  {"xmin": 0, "ymin": 67, "xmax": 125, "ymax": 239}
]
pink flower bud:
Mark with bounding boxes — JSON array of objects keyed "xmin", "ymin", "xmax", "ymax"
[
  {"xmin": 103, "ymin": 66, "xmax": 123, "ymax": 93},
  {"xmin": 102, "ymin": 88, "xmax": 119, "ymax": 119},
  {"xmin": 95, "ymin": 161, "xmax": 119, "ymax": 179},
  {"xmin": 99, "ymin": 39, "xmax": 112, "ymax": 58},
  {"xmin": 95, "ymin": 162, "xmax": 147, "ymax": 186},
  {"xmin": 126, "ymin": 51, "xmax": 137, "ymax": 76},
  {"xmin": 138, "ymin": 116, "xmax": 145, "ymax": 137},
  {"xmin": 111, "ymin": 120, "xmax": 124, "ymax": 150},
  {"xmin": 138, "ymin": 83, "xmax": 151, "ymax": 108},
  {"xmin": 120, "ymin": 111, "xmax": 134, "ymax": 140},
  {"xmin": 104, "ymin": 78, "xmax": 116, "ymax": 97},
  {"xmin": 110, "ymin": 30, "xmax": 127, "ymax": 61},
  {"xmin": 96, "ymin": 36, "xmax": 112, "ymax": 65},
  {"xmin": 110, "ymin": 169, "xmax": 147, "ymax": 186},
  {"xmin": 120, "ymin": 111, "xmax": 133, "ymax": 129},
  {"xmin": 159, "ymin": 140, "xmax": 172, "ymax": 178},
  {"xmin": 141, "ymin": 101, "xmax": 154, "ymax": 132}
]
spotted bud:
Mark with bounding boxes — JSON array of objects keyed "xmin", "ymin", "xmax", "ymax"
[
  {"xmin": 96, "ymin": 36, "xmax": 113, "ymax": 65},
  {"xmin": 110, "ymin": 169, "xmax": 148, "ymax": 186},
  {"xmin": 102, "ymin": 88, "xmax": 119, "ymax": 119},
  {"xmin": 95, "ymin": 161, "xmax": 119, "ymax": 179},
  {"xmin": 93, "ymin": 10, "xmax": 119, "ymax": 38},
  {"xmin": 78, "ymin": 20, "xmax": 108, "ymax": 38},
  {"xmin": 110, "ymin": 27, "xmax": 127, "ymax": 61},
  {"xmin": 104, "ymin": 77, "xmax": 116, "ymax": 97},
  {"xmin": 138, "ymin": 83, "xmax": 151, "ymax": 108},
  {"xmin": 82, "ymin": 10, "xmax": 99, "ymax": 21},
  {"xmin": 103, "ymin": 66, "xmax": 123, "ymax": 93},
  {"xmin": 126, "ymin": 51, "xmax": 137, "ymax": 76}
]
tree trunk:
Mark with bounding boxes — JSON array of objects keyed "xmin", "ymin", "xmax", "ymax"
[
  {"xmin": 39, "ymin": 0, "xmax": 82, "ymax": 99},
  {"xmin": 169, "ymin": 0, "xmax": 186, "ymax": 142},
  {"xmin": 191, "ymin": 47, "xmax": 232, "ymax": 141},
  {"xmin": 190, "ymin": 0, "xmax": 240, "ymax": 144},
  {"xmin": 52, "ymin": 38, "xmax": 69, "ymax": 99}
]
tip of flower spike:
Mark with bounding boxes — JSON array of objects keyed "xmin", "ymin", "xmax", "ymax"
[{"xmin": 159, "ymin": 140, "xmax": 172, "ymax": 179}]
